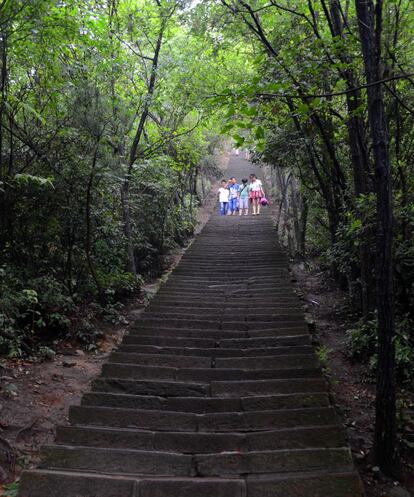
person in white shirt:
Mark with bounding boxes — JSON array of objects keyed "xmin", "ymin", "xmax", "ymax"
[
  {"xmin": 218, "ymin": 180, "xmax": 230, "ymax": 216},
  {"xmin": 249, "ymin": 173, "xmax": 265, "ymax": 215}
]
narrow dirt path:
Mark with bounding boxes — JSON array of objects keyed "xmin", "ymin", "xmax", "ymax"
[{"xmin": 18, "ymin": 157, "xmax": 364, "ymax": 497}]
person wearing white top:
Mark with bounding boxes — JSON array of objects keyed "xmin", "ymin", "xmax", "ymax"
[
  {"xmin": 249, "ymin": 173, "xmax": 265, "ymax": 216},
  {"xmin": 218, "ymin": 180, "xmax": 230, "ymax": 216}
]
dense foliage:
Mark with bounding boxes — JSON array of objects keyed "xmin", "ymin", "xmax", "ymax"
[{"xmin": 0, "ymin": 0, "xmax": 251, "ymax": 355}]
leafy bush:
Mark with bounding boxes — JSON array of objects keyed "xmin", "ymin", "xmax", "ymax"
[{"xmin": 346, "ymin": 316, "xmax": 414, "ymax": 383}]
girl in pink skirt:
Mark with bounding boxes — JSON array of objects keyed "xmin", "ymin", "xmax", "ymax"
[{"xmin": 249, "ymin": 174, "xmax": 265, "ymax": 215}]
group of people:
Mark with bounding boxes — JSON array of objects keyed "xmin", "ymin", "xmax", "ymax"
[{"xmin": 218, "ymin": 174, "xmax": 266, "ymax": 216}]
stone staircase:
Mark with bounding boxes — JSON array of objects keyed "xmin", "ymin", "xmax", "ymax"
[{"xmin": 19, "ymin": 158, "xmax": 365, "ymax": 497}]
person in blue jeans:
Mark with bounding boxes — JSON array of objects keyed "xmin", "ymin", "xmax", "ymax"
[
  {"xmin": 218, "ymin": 180, "xmax": 230, "ymax": 215},
  {"xmin": 227, "ymin": 177, "xmax": 240, "ymax": 215}
]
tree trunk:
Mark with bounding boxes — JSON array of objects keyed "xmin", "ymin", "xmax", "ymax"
[
  {"xmin": 121, "ymin": 180, "xmax": 137, "ymax": 274},
  {"xmin": 85, "ymin": 140, "xmax": 104, "ymax": 298},
  {"xmin": 355, "ymin": 0, "xmax": 397, "ymax": 473},
  {"xmin": 328, "ymin": 0, "xmax": 375, "ymax": 319},
  {"xmin": 122, "ymin": 19, "xmax": 165, "ymax": 274},
  {"xmin": 0, "ymin": 26, "xmax": 8, "ymax": 247},
  {"xmin": 298, "ymin": 193, "xmax": 308, "ymax": 257}
]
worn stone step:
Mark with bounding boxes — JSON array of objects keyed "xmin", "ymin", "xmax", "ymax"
[
  {"xmin": 246, "ymin": 472, "xmax": 365, "ymax": 497},
  {"xmin": 215, "ymin": 354, "xmax": 318, "ymax": 369},
  {"xmin": 119, "ymin": 335, "xmax": 217, "ymax": 348},
  {"xmin": 219, "ymin": 335, "xmax": 311, "ymax": 347},
  {"xmin": 160, "ymin": 272, "xmax": 289, "ymax": 278},
  {"xmin": 81, "ymin": 392, "xmax": 330, "ymax": 412},
  {"xmin": 69, "ymin": 405, "xmax": 337, "ymax": 432},
  {"xmin": 164, "ymin": 273, "xmax": 289, "ymax": 282},
  {"xmin": 156, "ymin": 283, "xmax": 296, "ymax": 291},
  {"xmin": 145, "ymin": 301, "xmax": 303, "ymax": 310},
  {"xmin": 211, "ymin": 378, "xmax": 327, "ymax": 397},
  {"xmin": 57, "ymin": 424, "xmax": 345, "ymax": 453},
  {"xmin": 124, "ymin": 329, "xmax": 250, "ymax": 340},
  {"xmin": 152, "ymin": 297, "xmax": 301, "ymax": 306},
  {"xmin": 137, "ymin": 311, "xmax": 305, "ymax": 330},
  {"xmin": 109, "ymin": 352, "xmax": 212, "ymax": 369},
  {"xmin": 159, "ymin": 281, "xmax": 292, "ymax": 290},
  {"xmin": 129, "ymin": 322, "xmax": 308, "ymax": 334},
  {"xmin": 175, "ymin": 260, "xmax": 287, "ymax": 265},
  {"xmin": 109, "ymin": 352, "xmax": 318, "ymax": 371},
  {"xmin": 92, "ymin": 378, "xmax": 209, "ymax": 397},
  {"xmin": 195, "ymin": 447, "xmax": 353, "ymax": 476},
  {"xmin": 116, "ymin": 344, "xmax": 314, "ymax": 357},
  {"xmin": 40, "ymin": 445, "xmax": 194, "ymax": 476},
  {"xmin": 19, "ymin": 471, "xmax": 254, "ymax": 497},
  {"xmin": 142, "ymin": 309, "xmax": 305, "ymax": 320},
  {"xmin": 178, "ymin": 260, "xmax": 287, "ymax": 266},
  {"xmin": 138, "ymin": 477, "xmax": 246, "ymax": 497},
  {"xmin": 18, "ymin": 470, "xmax": 137, "ymax": 497},
  {"xmin": 157, "ymin": 286, "xmax": 294, "ymax": 295},
  {"xmin": 126, "ymin": 327, "xmax": 308, "ymax": 339},
  {"xmin": 137, "ymin": 316, "xmax": 306, "ymax": 326},
  {"xmin": 160, "ymin": 280, "xmax": 293, "ymax": 286},
  {"xmin": 101, "ymin": 363, "xmax": 321, "ymax": 382}
]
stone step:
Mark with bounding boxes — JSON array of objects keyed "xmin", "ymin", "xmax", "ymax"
[
  {"xmin": 195, "ymin": 447, "xmax": 353, "ymax": 476},
  {"xmin": 109, "ymin": 352, "xmax": 212, "ymax": 369},
  {"xmin": 109, "ymin": 352, "xmax": 318, "ymax": 370},
  {"xmin": 123, "ymin": 330, "xmax": 250, "ymax": 342},
  {"xmin": 146, "ymin": 303, "xmax": 303, "ymax": 313},
  {"xmin": 81, "ymin": 391, "xmax": 330, "ymax": 412},
  {"xmin": 246, "ymin": 472, "xmax": 365, "ymax": 497},
  {"xmin": 211, "ymin": 378, "xmax": 327, "ymax": 397},
  {"xmin": 219, "ymin": 335, "xmax": 311, "ymax": 347},
  {"xmin": 69, "ymin": 405, "xmax": 338, "ymax": 432},
  {"xmin": 38, "ymin": 445, "xmax": 353, "ymax": 478},
  {"xmin": 142, "ymin": 309, "xmax": 305, "ymax": 320},
  {"xmin": 92, "ymin": 378, "xmax": 209, "ymax": 397},
  {"xmin": 157, "ymin": 286, "xmax": 294, "ymax": 294},
  {"xmin": 215, "ymin": 354, "xmax": 318, "ymax": 369},
  {"xmin": 129, "ymin": 323, "xmax": 308, "ymax": 334},
  {"xmin": 40, "ymin": 445, "xmax": 194, "ymax": 476},
  {"xmin": 151, "ymin": 297, "xmax": 301, "ymax": 307},
  {"xmin": 135, "ymin": 316, "xmax": 304, "ymax": 327},
  {"xmin": 19, "ymin": 471, "xmax": 251, "ymax": 497},
  {"xmin": 18, "ymin": 470, "xmax": 137, "ymax": 497},
  {"xmin": 164, "ymin": 273, "xmax": 289, "ymax": 281},
  {"xmin": 116, "ymin": 343, "xmax": 314, "ymax": 357},
  {"xmin": 120, "ymin": 335, "xmax": 217, "ymax": 347},
  {"xmin": 178, "ymin": 259, "xmax": 288, "ymax": 264},
  {"xmin": 138, "ymin": 315, "xmax": 305, "ymax": 326},
  {"xmin": 159, "ymin": 280, "xmax": 292, "ymax": 289},
  {"xmin": 174, "ymin": 259, "xmax": 288, "ymax": 265},
  {"xmin": 157, "ymin": 286, "xmax": 295, "ymax": 295},
  {"xmin": 57, "ymin": 424, "xmax": 345, "ymax": 452},
  {"xmin": 126, "ymin": 327, "xmax": 308, "ymax": 339},
  {"xmin": 100, "ymin": 362, "xmax": 321, "ymax": 382}
]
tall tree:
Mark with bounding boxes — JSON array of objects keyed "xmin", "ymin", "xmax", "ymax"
[{"xmin": 355, "ymin": 0, "xmax": 396, "ymax": 472}]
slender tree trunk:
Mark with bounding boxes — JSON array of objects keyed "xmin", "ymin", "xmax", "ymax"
[
  {"xmin": 355, "ymin": 0, "xmax": 397, "ymax": 473},
  {"xmin": 122, "ymin": 20, "xmax": 165, "ymax": 274},
  {"xmin": 329, "ymin": 0, "xmax": 375, "ymax": 319},
  {"xmin": 290, "ymin": 180, "xmax": 301, "ymax": 256},
  {"xmin": 298, "ymin": 193, "xmax": 308, "ymax": 256},
  {"xmin": 0, "ymin": 26, "xmax": 8, "ymax": 247},
  {"xmin": 85, "ymin": 140, "xmax": 104, "ymax": 298}
]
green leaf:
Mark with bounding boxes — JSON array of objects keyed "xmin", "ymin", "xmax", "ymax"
[
  {"xmin": 255, "ymin": 126, "xmax": 265, "ymax": 139},
  {"xmin": 233, "ymin": 134, "xmax": 245, "ymax": 146}
]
